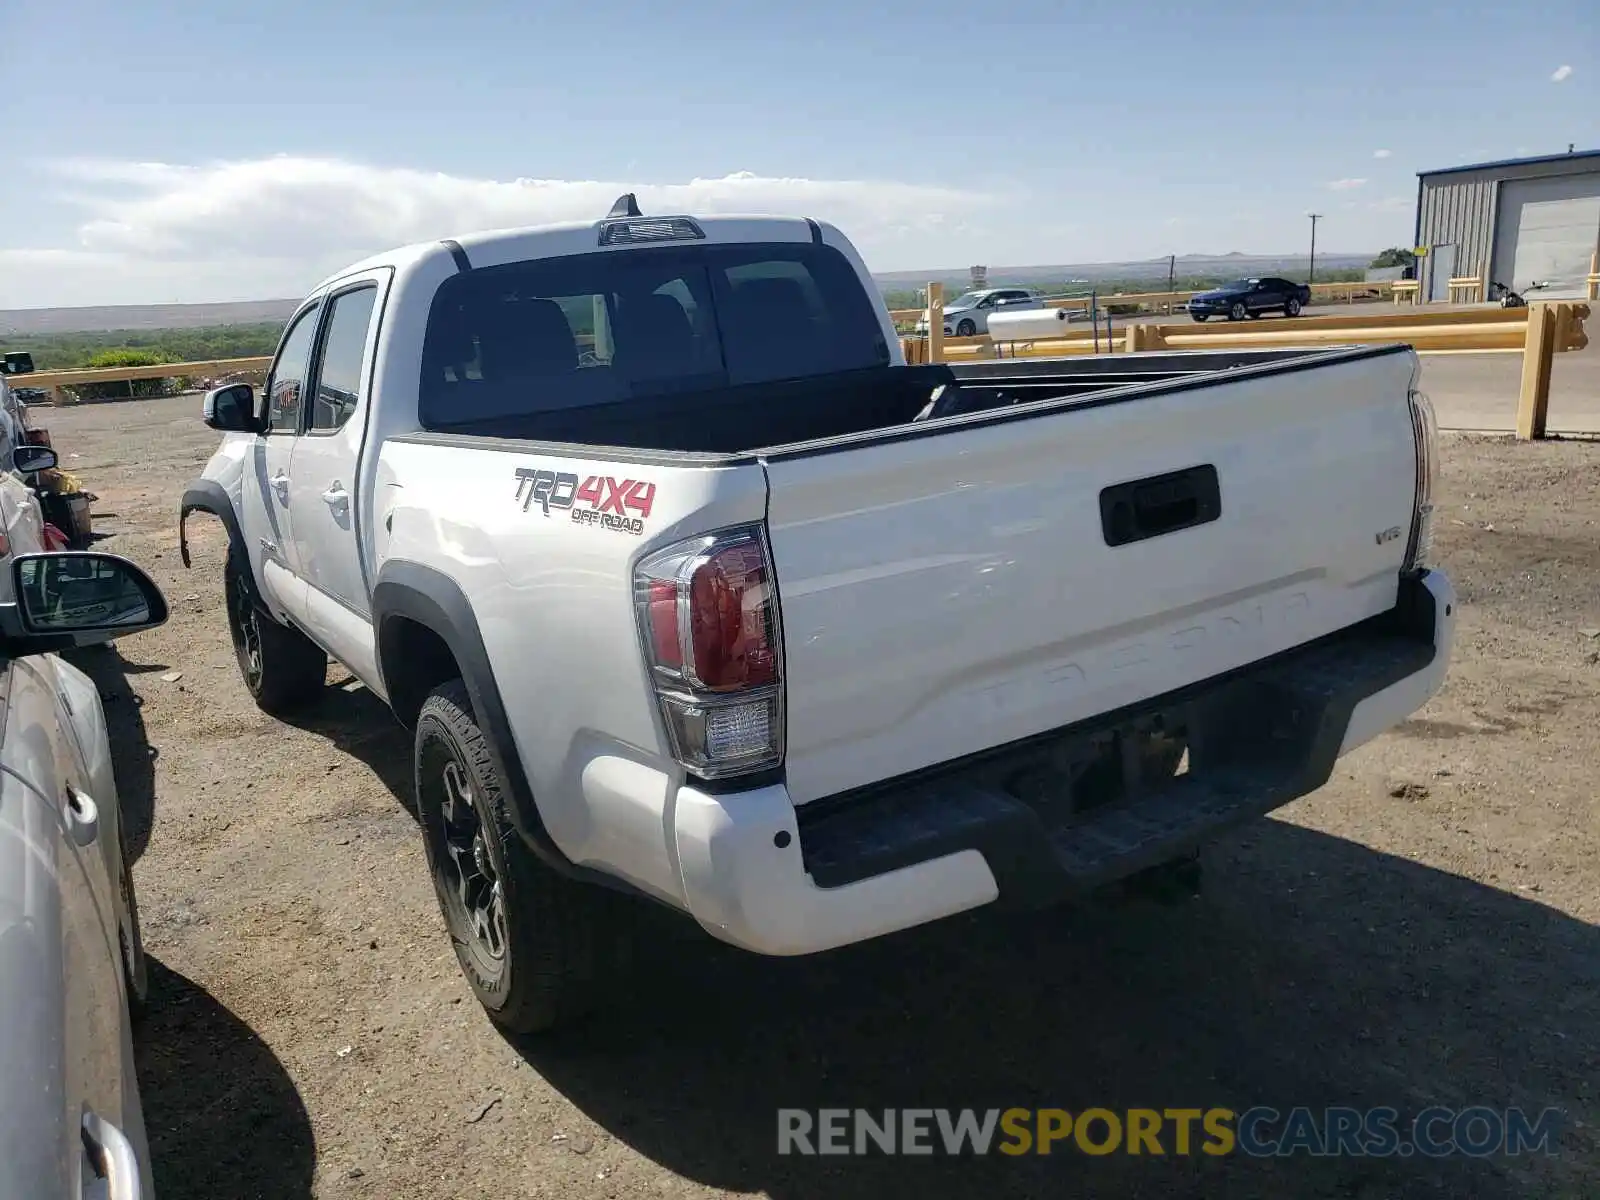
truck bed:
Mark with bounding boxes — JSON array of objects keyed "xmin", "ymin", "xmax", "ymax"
[
  {"xmin": 397, "ymin": 343, "xmax": 1423, "ymax": 809},
  {"xmin": 420, "ymin": 346, "xmax": 1386, "ymax": 458}
]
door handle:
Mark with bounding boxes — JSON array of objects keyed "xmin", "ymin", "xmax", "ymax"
[
  {"xmin": 271, "ymin": 472, "xmax": 291, "ymax": 502},
  {"xmin": 65, "ymin": 786, "xmax": 100, "ymax": 848},
  {"xmin": 82, "ymin": 1107, "xmax": 143, "ymax": 1200},
  {"xmin": 322, "ymin": 483, "xmax": 350, "ymax": 511}
]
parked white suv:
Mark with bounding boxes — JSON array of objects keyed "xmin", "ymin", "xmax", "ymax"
[
  {"xmin": 181, "ymin": 197, "xmax": 1453, "ymax": 1033},
  {"xmin": 913, "ymin": 287, "xmax": 1044, "ymax": 337}
]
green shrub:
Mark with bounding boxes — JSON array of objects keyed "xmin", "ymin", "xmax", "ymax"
[{"xmin": 79, "ymin": 348, "xmax": 171, "ymax": 401}]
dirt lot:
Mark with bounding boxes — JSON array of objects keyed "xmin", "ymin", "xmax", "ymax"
[{"xmin": 37, "ymin": 391, "xmax": 1600, "ymax": 1199}]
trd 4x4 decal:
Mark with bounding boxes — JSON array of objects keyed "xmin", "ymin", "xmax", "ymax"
[{"xmin": 514, "ymin": 467, "xmax": 656, "ymax": 536}]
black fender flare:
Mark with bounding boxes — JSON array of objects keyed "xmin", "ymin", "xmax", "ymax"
[
  {"xmin": 178, "ymin": 479, "xmax": 245, "ymax": 576},
  {"xmin": 371, "ymin": 560, "xmax": 610, "ymax": 885}
]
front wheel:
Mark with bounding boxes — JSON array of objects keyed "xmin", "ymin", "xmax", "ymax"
[
  {"xmin": 414, "ymin": 679, "xmax": 626, "ymax": 1033},
  {"xmin": 1229, "ymin": 301, "xmax": 1248, "ymax": 321},
  {"xmin": 1284, "ymin": 297, "xmax": 1302, "ymax": 317},
  {"xmin": 955, "ymin": 318, "xmax": 977, "ymax": 338},
  {"xmin": 225, "ymin": 548, "xmax": 327, "ymax": 714}
]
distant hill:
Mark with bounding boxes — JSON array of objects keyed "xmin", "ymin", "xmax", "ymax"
[
  {"xmin": 0, "ymin": 299, "xmax": 300, "ymax": 336},
  {"xmin": 872, "ymin": 252, "xmax": 1374, "ymax": 289}
]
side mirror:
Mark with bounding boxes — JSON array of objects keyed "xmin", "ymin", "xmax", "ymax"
[
  {"xmin": 12, "ymin": 444, "xmax": 58, "ymax": 474},
  {"xmin": 4, "ymin": 552, "xmax": 169, "ymax": 653},
  {"xmin": 1, "ymin": 352, "xmax": 35, "ymax": 376},
  {"xmin": 203, "ymin": 383, "xmax": 261, "ymax": 433}
]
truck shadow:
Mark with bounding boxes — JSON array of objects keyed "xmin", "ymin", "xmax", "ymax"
[
  {"xmin": 135, "ymin": 957, "xmax": 316, "ymax": 1200},
  {"xmin": 278, "ymin": 675, "xmax": 418, "ymax": 814},
  {"xmin": 517, "ymin": 820, "xmax": 1597, "ymax": 1199}
]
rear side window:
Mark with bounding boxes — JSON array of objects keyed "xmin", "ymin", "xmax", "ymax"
[
  {"xmin": 419, "ymin": 242, "xmax": 888, "ymax": 429},
  {"xmin": 310, "ymin": 286, "xmax": 378, "ymax": 432}
]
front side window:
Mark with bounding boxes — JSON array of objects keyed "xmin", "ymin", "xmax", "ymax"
[
  {"xmin": 418, "ymin": 241, "xmax": 888, "ymax": 429},
  {"xmin": 310, "ymin": 287, "xmax": 378, "ymax": 432},
  {"xmin": 266, "ymin": 304, "xmax": 321, "ymax": 432}
]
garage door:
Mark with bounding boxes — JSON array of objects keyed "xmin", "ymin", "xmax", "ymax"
[{"xmin": 1493, "ymin": 174, "xmax": 1600, "ymax": 299}]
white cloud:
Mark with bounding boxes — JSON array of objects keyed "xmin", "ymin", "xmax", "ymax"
[
  {"xmin": 1368, "ymin": 195, "xmax": 1413, "ymax": 214},
  {"xmin": 2, "ymin": 156, "xmax": 1000, "ymax": 307},
  {"xmin": 1551, "ymin": 64, "xmax": 1573, "ymax": 82},
  {"xmin": 1326, "ymin": 178, "xmax": 1369, "ymax": 191},
  {"xmin": 1373, "ymin": 149, "xmax": 1392, "ymax": 159}
]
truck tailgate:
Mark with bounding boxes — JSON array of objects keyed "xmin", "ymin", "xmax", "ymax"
[{"xmin": 763, "ymin": 347, "xmax": 1421, "ymax": 805}]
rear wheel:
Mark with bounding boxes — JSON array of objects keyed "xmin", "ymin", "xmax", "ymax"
[
  {"xmin": 1284, "ymin": 297, "xmax": 1302, "ymax": 317},
  {"xmin": 414, "ymin": 679, "xmax": 625, "ymax": 1033},
  {"xmin": 225, "ymin": 547, "xmax": 326, "ymax": 714},
  {"xmin": 1229, "ymin": 301, "xmax": 1248, "ymax": 321}
]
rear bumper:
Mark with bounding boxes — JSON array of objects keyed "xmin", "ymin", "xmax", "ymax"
[{"xmin": 672, "ymin": 571, "xmax": 1453, "ymax": 955}]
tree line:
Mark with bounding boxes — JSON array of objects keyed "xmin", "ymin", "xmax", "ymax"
[{"xmin": 2, "ymin": 322, "xmax": 287, "ymax": 372}]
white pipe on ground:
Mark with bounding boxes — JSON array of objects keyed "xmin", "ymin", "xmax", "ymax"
[{"xmin": 986, "ymin": 307, "xmax": 1081, "ymax": 341}]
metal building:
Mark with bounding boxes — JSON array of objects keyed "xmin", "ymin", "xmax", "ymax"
[{"xmin": 1415, "ymin": 148, "xmax": 1600, "ymax": 301}]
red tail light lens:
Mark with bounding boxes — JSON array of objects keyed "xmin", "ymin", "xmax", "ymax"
[
  {"xmin": 687, "ymin": 541, "xmax": 776, "ymax": 692},
  {"xmin": 646, "ymin": 579, "xmax": 682, "ymax": 670},
  {"xmin": 635, "ymin": 526, "xmax": 784, "ymax": 779}
]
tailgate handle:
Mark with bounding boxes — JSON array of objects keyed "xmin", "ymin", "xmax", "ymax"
[{"xmin": 1100, "ymin": 465, "xmax": 1220, "ymax": 546}]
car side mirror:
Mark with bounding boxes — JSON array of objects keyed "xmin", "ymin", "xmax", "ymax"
[
  {"xmin": 203, "ymin": 383, "xmax": 262, "ymax": 433},
  {"xmin": 12, "ymin": 444, "xmax": 58, "ymax": 474},
  {"xmin": 3, "ymin": 552, "xmax": 169, "ymax": 654}
]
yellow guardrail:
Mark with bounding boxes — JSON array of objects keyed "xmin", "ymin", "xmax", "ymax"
[
  {"xmin": 17, "ymin": 295, "xmax": 1589, "ymax": 441},
  {"xmin": 20, "ymin": 356, "xmax": 272, "ymax": 404},
  {"xmin": 904, "ymin": 300, "xmax": 1589, "ymax": 441}
]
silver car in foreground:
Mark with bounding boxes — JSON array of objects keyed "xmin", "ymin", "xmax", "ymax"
[{"xmin": 0, "ymin": 542, "xmax": 170, "ymax": 1200}]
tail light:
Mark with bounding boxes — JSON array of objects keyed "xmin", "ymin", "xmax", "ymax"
[
  {"xmin": 634, "ymin": 526, "xmax": 783, "ymax": 780},
  {"xmin": 1403, "ymin": 388, "xmax": 1438, "ymax": 576}
]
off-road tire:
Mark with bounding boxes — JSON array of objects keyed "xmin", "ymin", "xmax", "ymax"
[
  {"xmin": 414, "ymin": 679, "xmax": 622, "ymax": 1034},
  {"xmin": 225, "ymin": 547, "xmax": 326, "ymax": 714}
]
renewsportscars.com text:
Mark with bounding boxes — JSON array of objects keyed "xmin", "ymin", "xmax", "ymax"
[{"xmin": 777, "ymin": 1106, "xmax": 1560, "ymax": 1158}]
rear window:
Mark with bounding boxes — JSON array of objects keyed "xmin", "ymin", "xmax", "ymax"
[{"xmin": 418, "ymin": 242, "xmax": 889, "ymax": 429}]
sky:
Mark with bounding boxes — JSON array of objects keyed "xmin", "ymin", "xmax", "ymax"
[{"xmin": 0, "ymin": 0, "xmax": 1595, "ymax": 308}]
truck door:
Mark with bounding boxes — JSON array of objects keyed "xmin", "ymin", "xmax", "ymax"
[
  {"xmin": 244, "ymin": 300, "xmax": 322, "ymax": 624},
  {"xmin": 286, "ymin": 275, "xmax": 387, "ymax": 683}
]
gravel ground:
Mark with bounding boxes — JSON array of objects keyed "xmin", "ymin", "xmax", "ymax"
[{"xmin": 37, "ymin": 392, "xmax": 1600, "ymax": 1199}]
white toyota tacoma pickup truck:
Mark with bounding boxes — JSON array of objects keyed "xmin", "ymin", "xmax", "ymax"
[{"xmin": 181, "ymin": 197, "xmax": 1454, "ymax": 1032}]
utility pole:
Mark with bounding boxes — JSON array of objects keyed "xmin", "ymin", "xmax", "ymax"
[
  {"xmin": 1167, "ymin": 254, "xmax": 1176, "ymax": 313},
  {"xmin": 1308, "ymin": 213, "xmax": 1323, "ymax": 285}
]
